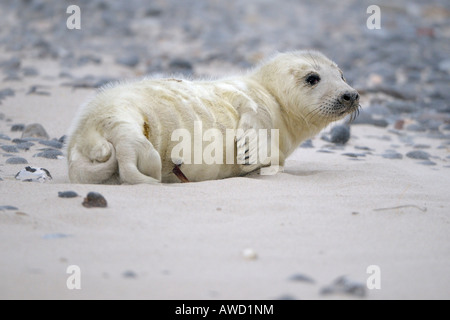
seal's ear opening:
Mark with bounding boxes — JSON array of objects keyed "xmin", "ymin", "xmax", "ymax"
[{"xmin": 305, "ymin": 73, "xmax": 321, "ymax": 86}]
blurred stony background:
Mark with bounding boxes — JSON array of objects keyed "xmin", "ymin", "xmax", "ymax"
[{"xmin": 1, "ymin": 0, "xmax": 450, "ymax": 132}]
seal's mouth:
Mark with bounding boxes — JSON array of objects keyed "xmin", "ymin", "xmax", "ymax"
[
  {"xmin": 306, "ymin": 98, "xmax": 361, "ymax": 124},
  {"xmin": 335, "ymin": 102, "xmax": 361, "ymax": 123}
]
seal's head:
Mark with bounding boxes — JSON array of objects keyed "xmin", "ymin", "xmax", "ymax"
[{"xmin": 254, "ymin": 50, "xmax": 360, "ymax": 129}]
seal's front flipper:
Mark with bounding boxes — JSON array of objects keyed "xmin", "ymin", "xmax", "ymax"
[{"xmin": 236, "ymin": 112, "xmax": 266, "ymax": 173}]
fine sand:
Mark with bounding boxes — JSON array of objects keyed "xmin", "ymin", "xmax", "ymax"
[{"xmin": 0, "ymin": 56, "xmax": 449, "ymax": 300}]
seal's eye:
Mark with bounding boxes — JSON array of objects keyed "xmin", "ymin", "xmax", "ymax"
[{"xmin": 306, "ymin": 73, "xmax": 320, "ymax": 86}]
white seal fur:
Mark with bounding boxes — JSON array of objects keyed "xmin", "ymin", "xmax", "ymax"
[{"xmin": 67, "ymin": 51, "xmax": 360, "ymax": 184}]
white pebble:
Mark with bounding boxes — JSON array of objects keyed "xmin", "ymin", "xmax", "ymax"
[
  {"xmin": 15, "ymin": 166, "xmax": 52, "ymax": 183},
  {"xmin": 242, "ymin": 248, "xmax": 258, "ymax": 260}
]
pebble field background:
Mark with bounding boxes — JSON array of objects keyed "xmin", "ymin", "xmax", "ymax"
[{"xmin": 0, "ymin": 0, "xmax": 449, "ymax": 169}]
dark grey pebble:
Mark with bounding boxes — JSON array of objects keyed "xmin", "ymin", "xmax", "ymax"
[
  {"xmin": 22, "ymin": 67, "xmax": 39, "ymax": 76},
  {"xmin": 299, "ymin": 139, "xmax": 314, "ymax": 148},
  {"xmin": 63, "ymin": 76, "xmax": 117, "ymax": 89},
  {"xmin": 0, "ymin": 88, "xmax": 15, "ymax": 99},
  {"xmin": 59, "ymin": 71, "xmax": 73, "ymax": 78},
  {"xmin": 418, "ymin": 160, "xmax": 437, "ymax": 166},
  {"xmin": 0, "ymin": 205, "xmax": 18, "ymax": 210},
  {"xmin": 168, "ymin": 58, "xmax": 193, "ymax": 75},
  {"xmin": 342, "ymin": 153, "xmax": 366, "ymax": 158},
  {"xmin": 16, "ymin": 137, "xmax": 41, "ymax": 142},
  {"xmin": 385, "ymin": 100, "xmax": 419, "ymax": 114},
  {"xmin": 320, "ymin": 276, "xmax": 366, "ymax": 298},
  {"xmin": 21, "ymin": 123, "xmax": 49, "ymax": 140},
  {"xmin": 352, "ymin": 112, "xmax": 389, "ymax": 127},
  {"xmin": 16, "ymin": 142, "xmax": 34, "ymax": 150},
  {"xmin": 276, "ymin": 294, "xmax": 297, "ymax": 300},
  {"xmin": 317, "ymin": 149, "xmax": 335, "ymax": 154},
  {"xmin": 77, "ymin": 54, "xmax": 102, "ymax": 66},
  {"xmin": 0, "ymin": 57, "xmax": 21, "ymax": 71},
  {"xmin": 354, "ymin": 146, "xmax": 373, "ymax": 151},
  {"xmin": 330, "ymin": 125, "xmax": 350, "ymax": 145},
  {"xmin": 0, "ymin": 133, "xmax": 11, "ymax": 141},
  {"xmin": 59, "ymin": 135, "xmax": 67, "ymax": 144},
  {"xmin": 1, "ymin": 145, "xmax": 18, "ymax": 153},
  {"xmin": 406, "ymin": 150, "xmax": 430, "ymax": 160},
  {"xmin": 406, "ymin": 124, "xmax": 426, "ymax": 132},
  {"xmin": 3, "ymin": 73, "xmax": 21, "ymax": 82},
  {"xmin": 82, "ymin": 192, "xmax": 107, "ymax": 208},
  {"xmin": 144, "ymin": 7, "xmax": 163, "ymax": 16},
  {"xmin": 33, "ymin": 149, "xmax": 63, "ymax": 159},
  {"xmin": 39, "ymin": 139, "xmax": 63, "ymax": 149},
  {"xmin": 11, "ymin": 124, "xmax": 25, "ymax": 132},
  {"xmin": 58, "ymin": 191, "xmax": 79, "ymax": 198},
  {"xmin": 27, "ymin": 85, "xmax": 50, "ymax": 96},
  {"xmin": 122, "ymin": 270, "xmax": 137, "ymax": 278},
  {"xmin": 382, "ymin": 152, "xmax": 403, "ymax": 160},
  {"xmin": 413, "ymin": 144, "xmax": 431, "ymax": 149},
  {"xmin": 116, "ymin": 53, "xmax": 140, "ymax": 68},
  {"xmin": 6, "ymin": 157, "xmax": 28, "ymax": 164},
  {"xmin": 288, "ymin": 273, "xmax": 315, "ymax": 284}
]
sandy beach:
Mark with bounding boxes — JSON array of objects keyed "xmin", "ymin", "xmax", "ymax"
[{"xmin": 1, "ymin": 0, "xmax": 450, "ymax": 300}]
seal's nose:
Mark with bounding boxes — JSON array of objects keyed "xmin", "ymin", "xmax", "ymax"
[{"xmin": 339, "ymin": 91, "xmax": 359, "ymax": 108}]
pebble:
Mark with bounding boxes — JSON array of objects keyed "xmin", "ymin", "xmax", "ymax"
[
  {"xmin": 382, "ymin": 152, "xmax": 403, "ymax": 160},
  {"xmin": 352, "ymin": 112, "xmax": 389, "ymax": 128},
  {"xmin": 0, "ymin": 205, "xmax": 18, "ymax": 211},
  {"xmin": 385, "ymin": 100, "xmax": 419, "ymax": 114},
  {"xmin": 33, "ymin": 149, "xmax": 64, "ymax": 159},
  {"xmin": 288, "ymin": 273, "xmax": 315, "ymax": 284},
  {"xmin": 58, "ymin": 135, "xmax": 67, "ymax": 144},
  {"xmin": 39, "ymin": 139, "xmax": 63, "ymax": 149},
  {"xmin": 406, "ymin": 150, "xmax": 430, "ymax": 160},
  {"xmin": 16, "ymin": 142, "xmax": 34, "ymax": 150},
  {"xmin": 0, "ymin": 133, "xmax": 11, "ymax": 141},
  {"xmin": 115, "ymin": 53, "xmax": 140, "ymax": 68},
  {"xmin": 11, "ymin": 124, "xmax": 25, "ymax": 132},
  {"xmin": 168, "ymin": 58, "xmax": 194, "ymax": 75},
  {"xmin": 58, "ymin": 191, "xmax": 79, "ymax": 198},
  {"xmin": 418, "ymin": 160, "xmax": 437, "ymax": 166},
  {"xmin": 0, "ymin": 57, "xmax": 21, "ymax": 71},
  {"xmin": 21, "ymin": 123, "xmax": 49, "ymax": 140},
  {"xmin": 15, "ymin": 166, "xmax": 52, "ymax": 182},
  {"xmin": 330, "ymin": 125, "xmax": 350, "ymax": 145},
  {"xmin": 1, "ymin": 145, "xmax": 19, "ymax": 153},
  {"xmin": 0, "ymin": 88, "xmax": 15, "ymax": 100},
  {"xmin": 342, "ymin": 153, "xmax": 366, "ymax": 158},
  {"xmin": 320, "ymin": 276, "xmax": 366, "ymax": 298},
  {"xmin": 122, "ymin": 270, "xmax": 138, "ymax": 278},
  {"xmin": 317, "ymin": 149, "xmax": 334, "ymax": 154},
  {"xmin": 27, "ymin": 85, "xmax": 50, "ymax": 96},
  {"xmin": 354, "ymin": 146, "xmax": 373, "ymax": 151},
  {"xmin": 406, "ymin": 124, "xmax": 426, "ymax": 132},
  {"xmin": 276, "ymin": 294, "xmax": 297, "ymax": 300},
  {"xmin": 242, "ymin": 248, "xmax": 258, "ymax": 260},
  {"xmin": 6, "ymin": 157, "xmax": 28, "ymax": 164},
  {"xmin": 299, "ymin": 139, "xmax": 314, "ymax": 148},
  {"xmin": 82, "ymin": 192, "xmax": 108, "ymax": 208},
  {"xmin": 77, "ymin": 54, "xmax": 102, "ymax": 66},
  {"xmin": 22, "ymin": 67, "xmax": 39, "ymax": 76},
  {"xmin": 413, "ymin": 144, "xmax": 431, "ymax": 149}
]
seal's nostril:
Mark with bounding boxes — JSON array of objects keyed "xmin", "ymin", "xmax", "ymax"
[
  {"xmin": 355, "ymin": 93, "xmax": 359, "ymax": 101},
  {"xmin": 342, "ymin": 94, "xmax": 351, "ymax": 101}
]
